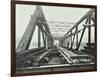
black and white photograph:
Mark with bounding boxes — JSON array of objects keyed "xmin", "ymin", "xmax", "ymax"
[{"xmin": 13, "ymin": 1, "xmax": 97, "ymax": 76}]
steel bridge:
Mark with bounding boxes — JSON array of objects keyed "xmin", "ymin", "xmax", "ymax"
[{"xmin": 16, "ymin": 6, "xmax": 95, "ymax": 73}]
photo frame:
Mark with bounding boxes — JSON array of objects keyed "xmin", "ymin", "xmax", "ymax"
[{"xmin": 11, "ymin": 0, "xmax": 97, "ymax": 76}]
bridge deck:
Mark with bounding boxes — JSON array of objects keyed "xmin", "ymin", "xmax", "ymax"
[{"xmin": 16, "ymin": 46, "xmax": 95, "ymax": 70}]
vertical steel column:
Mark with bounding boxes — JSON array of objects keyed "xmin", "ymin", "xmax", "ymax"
[
  {"xmin": 71, "ymin": 33, "xmax": 75, "ymax": 49},
  {"xmin": 45, "ymin": 35, "xmax": 48, "ymax": 49},
  {"xmin": 68, "ymin": 37, "xmax": 70, "ymax": 48},
  {"xmin": 88, "ymin": 15, "xmax": 91, "ymax": 44},
  {"xmin": 76, "ymin": 26, "xmax": 78, "ymax": 49},
  {"xmin": 77, "ymin": 18, "xmax": 89, "ymax": 50},
  {"xmin": 42, "ymin": 31, "xmax": 46, "ymax": 47},
  {"xmin": 70, "ymin": 31, "xmax": 72, "ymax": 49},
  {"xmin": 38, "ymin": 26, "xmax": 41, "ymax": 47}
]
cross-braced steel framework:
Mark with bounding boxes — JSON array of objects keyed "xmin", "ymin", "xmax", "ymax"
[{"xmin": 16, "ymin": 6, "xmax": 96, "ymax": 73}]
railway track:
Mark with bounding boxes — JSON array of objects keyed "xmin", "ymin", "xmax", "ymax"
[
  {"xmin": 16, "ymin": 46, "xmax": 94, "ymax": 68},
  {"xmin": 16, "ymin": 46, "xmax": 95, "ymax": 74}
]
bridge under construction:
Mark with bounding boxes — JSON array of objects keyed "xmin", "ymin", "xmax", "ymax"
[{"xmin": 16, "ymin": 6, "xmax": 96, "ymax": 74}]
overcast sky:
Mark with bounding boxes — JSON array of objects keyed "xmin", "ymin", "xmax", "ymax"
[{"xmin": 16, "ymin": 4, "xmax": 94, "ymax": 48}]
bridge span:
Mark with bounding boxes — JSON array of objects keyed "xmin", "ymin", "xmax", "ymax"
[{"xmin": 16, "ymin": 6, "xmax": 96, "ymax": 74}]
